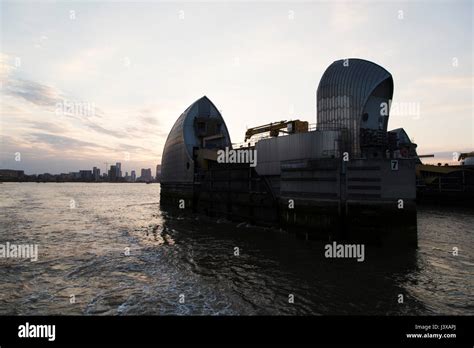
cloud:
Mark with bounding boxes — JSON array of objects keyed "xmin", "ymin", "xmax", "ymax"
[
  {"xmin": 0, "ymin": 52, "xmax": 166, "ymax": 171},
  {"xmin": 419, "ymin": 103, "xmax": 473, "ymax": 116},
  {"xmin": 34, "ymin": 35, "xmax": 48, "ymax": 49},
  {"xmin": 0, "ymin": 53, "xmax": 14, "ymax": 80},
  {"xmin": 58, "ymin": 47, "xmax": 116, "ymax": 78},
  {"xmin": 1, "ymin": 54, "xmax": 60, "ymax": 106},
  {"xmin": 28, "ymin": 121, "xmax": 68, "ymax": 134},
  {"xmin": 330, "ymin": 3, "xmax": 370, "ymax": 32},
  {"xmin": 2, "ymin": 75, "xmax": 162, "ymax": 141},
  {"xmin": 115, "ymin": 143, "xmax": 151, "ymax": 153},
  {"xmin": 139, "ymin": 115, "xmax": 159, "ymax": 126},
  {"xmin": 1, "ymin": 68, "xmax": 127, "ymax": 140},
  {"xmin": 4, "ymin": 78, "xmax": 63, "ymax": 106},
  {"xmin": 86, "ymin": 123, "xmax": 129, "ymax": 139},
  {"xmin": 415, "ymin": 76, "xmax": 473, "ymax": 89},
  {"xmin": 26, "ymin": 132, "xmax": 138, "ymax": 151},
  {"xmin": 28, "ymin": 133, "xmax": 100, "ymax": 149},
  {"xmin": 135, "ymin": 106, "xmax": 163, "ymax": 127}
]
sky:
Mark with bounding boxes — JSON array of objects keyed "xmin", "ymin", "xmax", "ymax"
[{"xmin": 0, "ymin": 0, "xmax": 472, "ymax": 175}]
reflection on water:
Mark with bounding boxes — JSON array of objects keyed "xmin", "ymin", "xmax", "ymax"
[{"xmin": 0, "ymin": 183, "xmax": 472, "ymax": 315}]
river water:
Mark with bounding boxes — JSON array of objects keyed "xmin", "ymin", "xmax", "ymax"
[{"xmin": 0, "ymin": 183, "xmax": 472, "ymax": 315}]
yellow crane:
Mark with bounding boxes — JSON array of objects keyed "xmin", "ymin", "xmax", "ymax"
[{"xmin": 244, "ymin": 120, "xmax": 308, "ymax": 141}]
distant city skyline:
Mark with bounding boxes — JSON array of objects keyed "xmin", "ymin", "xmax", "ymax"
[
  {"xmin": 0, "ymin": 159, "xmax": 161, "ymax": 177},
  {"xmin": 0, "ymin": 162, "xmax": 160, "ymax": 182},
  {"xmin": 1, "ymin": 1, "xmax": 472, "ymax": 174}
]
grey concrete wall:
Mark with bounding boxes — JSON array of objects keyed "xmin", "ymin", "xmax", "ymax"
[{"xmin": 255, "ymin": 130, "xmax": 340, "ymax": 176}]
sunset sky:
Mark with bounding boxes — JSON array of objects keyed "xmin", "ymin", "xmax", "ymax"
[{"xmin": 1, "ymin": 0, "xmax": 472, "ymax": 175}]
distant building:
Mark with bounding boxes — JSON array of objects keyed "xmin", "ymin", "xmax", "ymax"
[
  {"xmin": 0, "ymin": 169, "xmax": 25, "ymax": 181},
  {"xmin": 115, "ymin": 162, "xmax": 122, "ymax": 178},
  {"xmin": 0, "ymin": 169, "xmax": 25, "ymax": 177},
  {"xmin": 79, "ymin": 170, "xmax": 92, "ymax": 181},
  {"xmin": 69, "ymin": 172, "xmax": 81, "ymax": 180},
  {"xmin": 59, "ymin": 173, "xmax": 72, "ymax": 181},
  {"xmin": 38, "ymin": 173, "xmax": 55, "ymax": 181},
  {"xmin": 93, "ymin": 167, "xmax": 100, "ymax": 181},
  {"xmin": 131, "ymin": 170, "xmax": 136, "ymax": 182},
  {"xmin": 108, "ymin": 165, "xmax": 117, "ymax": 181},
  {"xmin": 139, "ymin": 168, "xmax": 153, "ymax": 182}
]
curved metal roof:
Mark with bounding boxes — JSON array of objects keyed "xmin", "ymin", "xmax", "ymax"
[
  {"xmin": 161, "ymin": 96, "xmax": 231, "ymax": 184},
  {"xmin": 316, "ymin": 58, "xmax": 394, "ymax": 156}
]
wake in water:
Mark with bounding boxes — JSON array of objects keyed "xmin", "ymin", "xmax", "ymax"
[{"xmin": 0, "ymin": 183, "xmax": 473, "ymax": 315}]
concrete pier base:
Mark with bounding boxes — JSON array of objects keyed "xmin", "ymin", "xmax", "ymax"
[{"xmin": 160, "ymin": 158, "xmax": 418, "ymax": 247}]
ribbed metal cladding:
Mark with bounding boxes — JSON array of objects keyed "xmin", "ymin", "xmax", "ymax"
[
  {"xmin": 317, "ymin": 58, "xmax": 393, "ymax": 157},
  {"xmin": 161, "ymin": 96, "xmax": 232, "ymax": 184}
]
